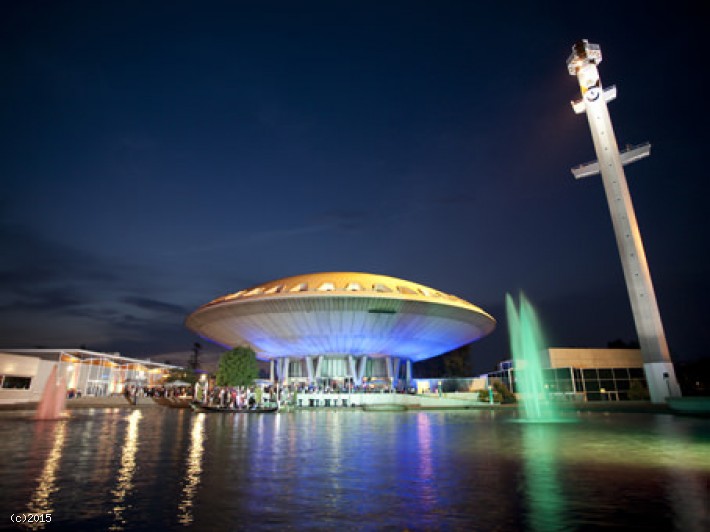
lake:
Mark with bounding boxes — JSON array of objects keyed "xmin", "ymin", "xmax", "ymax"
[{"xmin": 0, "ymin": 407, "xmax": 708, "ymax": 531}]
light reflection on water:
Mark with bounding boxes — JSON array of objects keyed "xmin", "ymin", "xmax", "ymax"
[
  {"xmin": 521, "ymin": 423, "xmax": 567, "ymax": 532},
  {"xmin": 414, "ymin": 412, "xmax": 436, "ymax": 511},
  {"xmin": 25, "ymin": 421, "xmax": 67, "ymax": 530},
  {"xmin": 177, "ymin": 413, "xmax": 205, "ymax": 525},
  {"xmin": 110, "ymin": 410, "xmax": 142, "ymax": 531},
  {"xmin": 0, "ymin": 409, "xmax": 707, "ymax": 530}
]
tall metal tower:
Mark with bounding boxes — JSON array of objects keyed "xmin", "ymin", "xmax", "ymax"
[{"xmin": 566, "ymin": 40, "xmax": 681, "ymax": 403}]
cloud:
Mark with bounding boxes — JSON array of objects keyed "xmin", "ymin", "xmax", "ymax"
[
  {"xmin": 0, "ymin": 221, "xmax": 199, "ymax": 355},
  {"xmin": 159, "ymin": 210, "xmax": 373, "ymax": 259},
  {"xmin": 0, "ymin": 286, "xmax": 83, "ymax": 313},
  {"xmin": 149, "ymin": 347, "xmax": 223, "ymax": 373},
  {"xmin": 0, "ymin": 223, "xmax": 116, "ymax": 291},
  {"xmin": 0, "ymin": 223, "xmax": 115, "ymax": 321},
  {"xmin": 310, "ymin": 209, "xmax": 369, "ymax": 232},
  {"xmin": 122, "ymin": 296, "xmax": 188, "ymax": 315}
]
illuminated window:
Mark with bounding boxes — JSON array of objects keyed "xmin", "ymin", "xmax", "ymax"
[
  {"xmin": 318, "ymin": 282, "xmax": 335, "ymax": 291},
  {"xmin": 397, "ymin": 286, "xmax": 417, "ymax": 295},
  {"xmin": 418, "ymin": 288, "xmax": 432, "ymax": 297},
  {"xmin": 290, "ymin": 283, "xmax": 308, "ymax": 292},
  {"xmin": 244, "ymin": 287, "xmax": 265, "ymax": 296},
  {"xmin": 224, "ymin": 291, "xmax": 245, "ymax": 301},
  {"xmin": 372, "ymin": 283, "xmax": 392, "ymax": 293},
  {"xmin": 345, "ymin": 282, "xmax": 362, "ymax": 291},
  {"xmin": 264, "ymin": 285, "xmax": 284, "ymax": 294}
]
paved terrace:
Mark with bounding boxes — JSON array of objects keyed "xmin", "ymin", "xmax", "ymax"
[{"xmin": 0, "ymin": 392, "xmax": 671, "ymax": 414}]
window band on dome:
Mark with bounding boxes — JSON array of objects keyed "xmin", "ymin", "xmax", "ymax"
[
  {"xmin": 290, "ymin": 283, "xmax": 308, "ymax": 292},
  {"xmin": 372, "ymin": 283, "xmax": 392, "ymax": 293},
  {"xmin": 264, "ymin": 285, "xmax": 284, "ymax": 294}
]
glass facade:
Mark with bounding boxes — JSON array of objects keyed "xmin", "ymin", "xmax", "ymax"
[
  {"xmin": 365, "ymin": 358, "xmax": 387, "ymax": 379},
  {"xmin": 276, "ymin": 356, "xmax": 408, "ymax": 385},
  {"xmin": 288, "ymin": 360, "xmax": 305, "ymax": 378},
  {"xmin": 487, "ymin": 366, "xmax": 648, "ymax": 402},
  {"xmin": 0, "ymin": 350, "xmax": 180, "ymax": 401},
  {"xmin": 319, "ymin": 358, "xmax": 349, "ymax": 378}
]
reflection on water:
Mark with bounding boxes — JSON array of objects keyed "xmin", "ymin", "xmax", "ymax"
[
  {"xmin": 668, "ymin": 459, "xmax": 710, "ymax": 531},
  {"xmin": 661, "ymin": 415, "xmax": 710, "ymax": 531},
  {"xmin": 522, "ymin": 423, "xmax": 567, "ymax": 532},
  {"xmin": 110, "ymin": 410, "xmax": 142, "ymax": 531},
  {"xmin": 0, "ymin": 409, "xmax": 707, "ymax": 530},
  {"xmin": 25, "ymin": 421, "xmax": 67, "ymax": 530},
  {"xmin": 414, "ymin": 412, "xmax": 436, "ymax": 511},
  {"xmin": 177, "ymin": 413, "xmax": 205, "ymax": 525}
]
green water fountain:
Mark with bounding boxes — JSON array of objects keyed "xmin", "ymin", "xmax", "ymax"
[{"xmin": 506, "ymin": 293, "xmax": 561, "ymax": 421}]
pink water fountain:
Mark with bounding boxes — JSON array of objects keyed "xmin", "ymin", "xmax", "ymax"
[{"xmin": 35, "ymin": 365, "xmax": 67, "ymax": 420}]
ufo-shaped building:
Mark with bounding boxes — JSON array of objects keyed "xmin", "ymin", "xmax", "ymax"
[{"xmin": 186, "ymin": 272, "xmax": 495, "ymax": 386}]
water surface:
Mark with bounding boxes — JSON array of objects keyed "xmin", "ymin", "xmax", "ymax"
[{"xmin": 0, "ymin": 408, "xmax": 708, "ymax": 531}]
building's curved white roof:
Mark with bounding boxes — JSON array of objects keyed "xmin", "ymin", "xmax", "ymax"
[{"xmin": 186, "ymin": 272, "xmax": 496, "ymax": 362}]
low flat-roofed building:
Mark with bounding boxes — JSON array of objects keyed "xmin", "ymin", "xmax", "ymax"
[
  {"xmin": 0, "ymin": 348, "xmax": 181, "ymax": 405},
  {"xmin": 485, "ymin": 347, "xmax": 647, "ymax": 402}
]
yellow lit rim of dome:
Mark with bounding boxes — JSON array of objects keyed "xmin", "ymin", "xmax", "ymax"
[{"xmin": 197, "ymin": 272, "xmax": 494, "ymax": 320}]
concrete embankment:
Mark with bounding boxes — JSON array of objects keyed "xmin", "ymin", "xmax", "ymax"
[
  {"xmin": 0, "ymin": 394, "xmax": 674, "ymax": 414},
  {"xmin": 0, "ymin": 396, "xmax": 160, "ymax": 411}
]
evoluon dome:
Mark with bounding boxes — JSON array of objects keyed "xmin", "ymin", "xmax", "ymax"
[{"xmin": 186, "ymin": 272, "xmax": 495, "ymax": 386}]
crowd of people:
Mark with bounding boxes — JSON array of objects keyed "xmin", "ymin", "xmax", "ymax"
[
  {"xmin": 194, "ymin": 383, "xmax": 280, "ymax": 409},
  {"xmin": 67, "ymin": 379, "xmax": 413, "ymax": 406},
  {"xmin": 193, "ymin": 381, "xmax": 415, "ymax": 409},
  {"xmin": 121, "ymin": 384, "xmax": 190, "ymax": 405},
  {"xmin": 153, "ymin": 385, "xmax": 192, "ymax": 398}
]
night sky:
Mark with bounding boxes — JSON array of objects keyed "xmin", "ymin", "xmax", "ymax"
[{"xmin": 2, "ymin": 2, "xmax": 707, "ymax": 374}]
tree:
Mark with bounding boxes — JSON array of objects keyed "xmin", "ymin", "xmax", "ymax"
[
  {"xmin": 442, "ymin": 346, "xmax": 472, "ymax": 377},
  {"xmin": 412, "ymin": 346, "xmax": 472, "ymax": 378},
  {"xmin": 216, "ymin": 346, "xmax": 258, "ymax": 387}
]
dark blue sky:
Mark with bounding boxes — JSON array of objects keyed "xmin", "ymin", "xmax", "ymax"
[{"xmin": 1, "ymin": 1, "xmax": 707, "ymax": 373}]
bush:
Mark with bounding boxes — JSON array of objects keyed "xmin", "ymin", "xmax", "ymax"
[
  {"xmin": 492, "ymin": 380, "xmax": 517, "ymax": 404},
  {"xmin": 628, "ymin": 380, "xmax": 650, "ymax": 400},
  {"xmin": 477, "ymin": 385, "xmax": 508, "ymax": 404}
]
